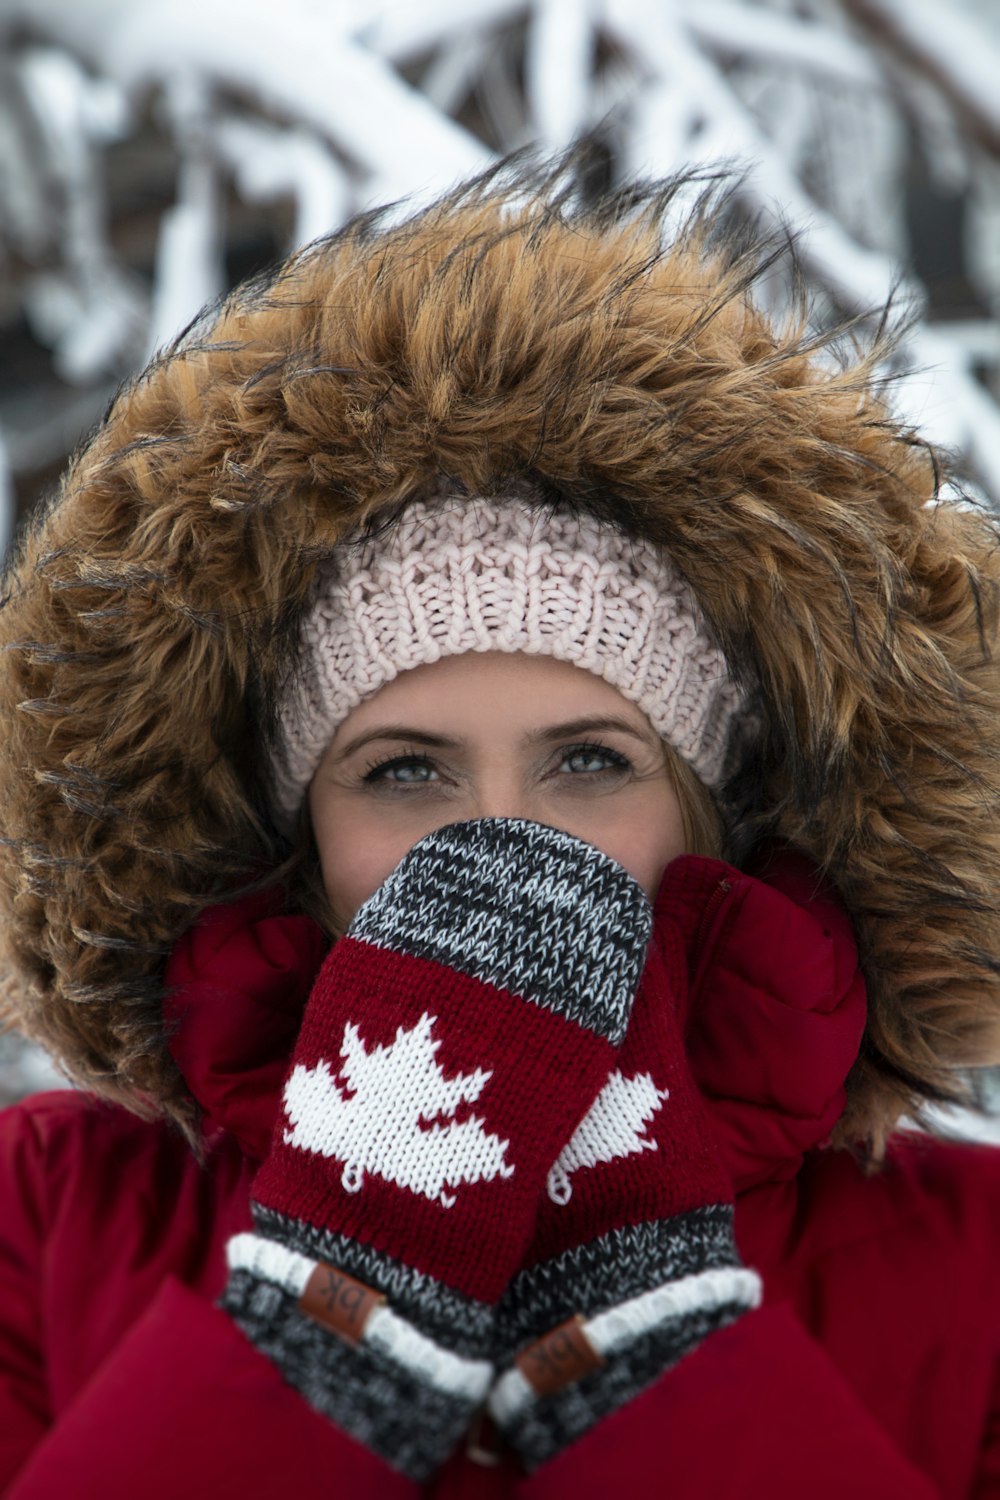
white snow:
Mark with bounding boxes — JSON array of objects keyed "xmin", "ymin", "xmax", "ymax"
[
  {"xmin": 527, "ymin": 0, "xmax": 596, "ymax": 149},
  {"xmin": 689, "ymin": 0, "xmax": 882, "ymax": 86},
  {"xmin": 862, "ymin": 0, "xmax": 1000, "ymax": 139}
]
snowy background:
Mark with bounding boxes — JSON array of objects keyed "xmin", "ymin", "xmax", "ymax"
[{"xmin": 1, "ymin": 0, "xmax": 999, "ymax": 1138}]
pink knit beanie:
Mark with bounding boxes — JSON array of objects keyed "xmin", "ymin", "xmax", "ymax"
[{"xmin": 270, "ymin": 493, "xmax": 746, "ymax": 827}]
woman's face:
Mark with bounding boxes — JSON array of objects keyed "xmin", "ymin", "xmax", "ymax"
[{"xmin": 308, "ymin": 651, "xmax": 689, "ymax": 933}]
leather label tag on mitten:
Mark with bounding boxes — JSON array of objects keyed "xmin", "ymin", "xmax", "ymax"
[
  {"xmin": 515, "ymin": 1315, "xmax": 604, "ymax": 1395},
  {"xmin": 299, "ymin": 1262, "xmax": 385, "ymax": 1346}
]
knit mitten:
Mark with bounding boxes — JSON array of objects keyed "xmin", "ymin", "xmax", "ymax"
[
  {"xmin": 220, "ymin": 817, "xmax": 652, "ymax": 1482},
  {"xmin": 489, "ymin": 868, "xmax": 762, "ymax": 1470}
]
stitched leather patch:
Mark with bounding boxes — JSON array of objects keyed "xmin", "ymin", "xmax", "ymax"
[
  {"xmin": 298, "ymin": 1262, "xmax": 385, "ymax": 1345},
  {"xmin": 515, "ymin": 1315, "xmax": 603, "ymax": 1395}
]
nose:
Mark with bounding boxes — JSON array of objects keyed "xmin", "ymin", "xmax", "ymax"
[
  {"xmin": 470, "ymin": 796, "xmax": 532, "ymax": 823},
  {"xmin": 467, "ymin": 774, "xmax": 537, "ymax": 825}
]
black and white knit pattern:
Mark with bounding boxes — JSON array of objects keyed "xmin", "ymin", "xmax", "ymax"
[
  {"xmin": 348, "ymin": 818, "xmax": 652, "ymax": 1044},
  {"xmin": 252, "ymin": 1203, "xmax": 495, "ymax": 1359},
  {"xmin": 490, "ymin": 1266, "xmax": 760, "ymax": 1470},
  {"xmin": 495, "ymin": 1209, "xmax": 740, "ymax": 1353},
  {"xmin": 221, "ymin": 1266, "xmax": 486, "ymax": 1481}
]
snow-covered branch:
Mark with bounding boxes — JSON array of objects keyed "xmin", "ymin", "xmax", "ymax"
[
  {"xmin": 843, "ymin": 0, "xmax": 1000, "ymax": 157},
  {"xmin": 605, "ymin": 0, "xmax": 903, "ymax": 311},
  {"xmin": 1, "ymin": 0, "xmax": 999, "ymax": 534},
  {"xmin": 689, "ymin": 0, "xmax": 882, "ymax": 87}
]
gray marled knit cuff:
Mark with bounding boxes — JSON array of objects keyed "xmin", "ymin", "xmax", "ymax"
[
  {"xmin": 489, "ymin": 1211, "xmax": 761, "ymax": 1471},
  {"xmin": 348, "ymin": 817, "xmax": 652, "ymax": 1044},
  {"xmin": 251, "ymin": 1202, "xmax": 495, "ymax": 1360},
  {"xmin": 493, "ymin": 1286, "xmax": 754, "ymax": 1471},
  {"xmin": 221, "ymin": 1250, "xmax": 492, "ymax": 1483},
  {"xmin": 495, "ymin": 1209, "xmax": 739, "ymax": 1354}
]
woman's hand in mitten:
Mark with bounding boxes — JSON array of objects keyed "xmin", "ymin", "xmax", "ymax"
[
  {"xmin": 489, "ymin": 856, "xmax": 762, "ymax": 1470},
  {"xmin": 220, "ymin": 817, "xmax": 653, "ymax": 1482}
]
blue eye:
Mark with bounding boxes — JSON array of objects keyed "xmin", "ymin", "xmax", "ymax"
[
  {"xmin": 362, "ymin": 752, "xmax": 439, "ymax": 785},
  {"xmin": 361, "ymin": 743, "xmax": 631, "ymax": 789},
  {"xmin": 560, "ymin": 743, "xmax": 630, "ymax": 776}
]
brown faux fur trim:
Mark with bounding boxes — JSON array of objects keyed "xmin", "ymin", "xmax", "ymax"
[{"xmin": 2, "ymin": 158, "xmax": 999, "ymax": 1157}]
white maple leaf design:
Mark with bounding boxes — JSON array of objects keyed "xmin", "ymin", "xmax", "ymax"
[
  {"xmin": 282, "ymin": 1011, "xmax": 514, "ymax": 1208},
  {"xmin": 547, "ymin": 1069, "xmax": 670, "ymax": 1204}
]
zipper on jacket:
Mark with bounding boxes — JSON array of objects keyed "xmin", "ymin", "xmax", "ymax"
[
  {"xmin": 694, "ymin": 876, "xmax": 732, "ymax": 955},
  {"xmin": 690, "ymin": 875, "xmax": 736, "ymax": 1003}
]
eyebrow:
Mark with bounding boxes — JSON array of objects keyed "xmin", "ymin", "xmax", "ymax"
[{"xmin": 334, "ymin": 715, "xmax": 657, "ymax": 760}]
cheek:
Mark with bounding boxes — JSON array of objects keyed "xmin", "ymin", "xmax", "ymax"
[
  {"xmin": 592, "ymin": 791, "xmax": 688, "ymax": 900},
  {"xmin": 310, "ymin": 798, "xmax": 415, "ymax": 928}
]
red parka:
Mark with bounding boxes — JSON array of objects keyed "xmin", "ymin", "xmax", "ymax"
[{"xmin": 1, "ymin": 849, "xmax": 998, "ymax": 1498}]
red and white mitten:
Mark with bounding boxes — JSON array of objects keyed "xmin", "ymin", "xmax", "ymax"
[
  {"xmin": 489, "ymin": 857, "xmax": 762, "ymax": 1469},
  {"xmin": 220, "ymin": 817, "xmax": 652, "ymax": 1481}
]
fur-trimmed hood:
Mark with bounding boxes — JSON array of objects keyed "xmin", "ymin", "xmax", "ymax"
[{"xmin": 2, "ymin": 160, "xmax": 1000, "ymax": 1155}]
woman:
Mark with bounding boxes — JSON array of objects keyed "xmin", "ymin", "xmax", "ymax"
[{"xmin": 0, "ymin": 160, "xmax": 998, "ymax": 1497}]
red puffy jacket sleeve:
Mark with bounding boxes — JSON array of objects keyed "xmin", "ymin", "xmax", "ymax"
[
  {"xmin": 0, "ymin": 1098, "xmax": 415, "ymax": 1499},
  {"xmin": 0, "ymin": 1103, "xmax": 968, "ymax": 1498},
  {"xmin": 514, "ymin": 1306, "xmax": 941, "ymax": 1500},
  {"xmin": 0, "ymin": 1228, "xmax": 943, "ymax": 1499}
]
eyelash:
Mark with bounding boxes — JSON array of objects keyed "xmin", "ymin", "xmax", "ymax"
[{"xmin": 361, "ymin": 741, "xmax": 632, "ymax": 789}]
